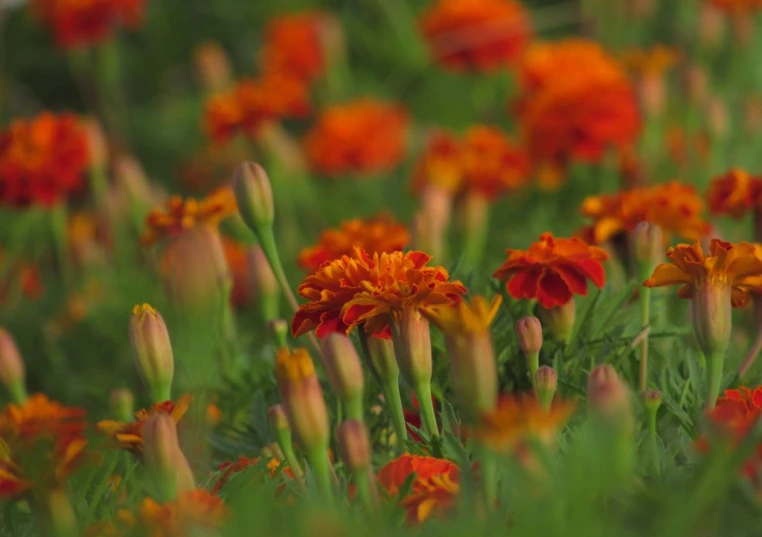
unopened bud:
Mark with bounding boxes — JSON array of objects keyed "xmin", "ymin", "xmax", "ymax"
[
  {"xmin": 142, "ymin": 414, "xmax": 196, "ymax": 500},
  {"xmin": 82, "ymin": 117, "xmax": 108, "ymax": 171},
  {"xmin": 251, "ymin": 245, "xmax": 279, "ymax": 321},
  {"xmin": 267, "ymin": 319, "xmax": 288, "ymax": 349},
  {"xmin": 337, "ymin": 420, "xmax": 371, "ymax": 472},
  {"xmin": 633, "ymin": 222, "xmax": 663, "ymax": 279},
  {"xmin": 538, "ymin": 301, "xmax": 576, "ymax": 343},
  {"xmin": 364, "ymin": 334, "xmax": 399, "ymax": 382},
  {"xmin": 275, "ymin": 348, "xmax": 329, "ymax": 453},
  {"xmin": 129, "ymin": 304, "xmax": 174, "ymax": 402},
  {"xmin": 643, "ymin": 389, "xmax": 662, "ymax": 411},
  {"xmin": 194, "ymin": 41, "xmax": 232, "ymax": 92},
  {"xmin": 320, "ymin": 334, "xmax": 365, "ymax": 421},
  {"xmin": 233, "ymin": 162, "xmax": 274, "ymax": 232},
  {"xmin": 516, "ymin": 316, "xmax": 542, "ymax": 358},
  {"xmin": 691, "ymin": 284, "xmax": 731, "ymax": 357},
  {"xmin": 110, "ymin": 388, "xmax": 135, "ymax": 422},
  {"xmin": 0, "ymin": 329, "xmax": 26, "ymax": 403},
  {"xmin": 268, "ymin": 403, "xmax": 290, "ymax": 433},
  {"xmin": 535, "ymin": 366, "xmax": 557, "ymax": 410},
  {"xmin": 391, "ymin": 308, "xmax": 432, "ymax": 387},
  {"xmin": 587, "ymin": 365, "xmax": 633, "ymax": 430}
]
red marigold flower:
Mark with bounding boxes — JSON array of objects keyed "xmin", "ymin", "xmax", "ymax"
[
  {"xmin": 377, "ymin": 454, "xmax": 459, "ymax": 523},
  {"xmin": 204, "ymin": 74, "xmax": 310, "ymax": 144},
  {"xmin": 297, "ymin": 215, "xmax": 410, "ymax": 272},
  {"xmin": 0, "ymin": 112, "xmax": 89, "ymax": 208},
  {"xmin": 493, "ymin": 232, "xmax": 608, "ymax": 308},
  {"xmin": 303, "ymin": 100, "xmax": 409, "ymax": 176},
  {"xmin": 418, "ymin": 0, "xmax": 531, "ymax": 72},
  {"xmin": 211, "ymin": 456, "xmax": 292, "ymax": 494},
  {"xmin": 30, "ymin": 0, "xmax": 146, "ymax": 49},
  {"xmin": 460, "ymin": 125, "xmax": 529, "ymax": 200},
  {"xmin": 706, "ymin": 168, "xmax": 762, "ymax": 219},
  {"xmin": 292, "ymin": 249, "xmax": 466, "ymax": 339},
  {"xmin": 261, "ymin": 11, "xmax": 327, "ymax": 83},
  {"xmin": 96, "ymin": 395, "xmax": 191, "ymax": 454},
  {"xmin": 515, "ymin": 39, "xmax": 640, "ymax": 176},
  {"xmin": 579, "ymin": 181, "xmax": 711, "ymax": 245}
]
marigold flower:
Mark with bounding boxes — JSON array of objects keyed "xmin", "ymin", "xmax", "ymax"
[
  {"xmin": 303, "ymin": 100, "xmax": 409, "ymax": 176},
  {"xmin": 0, "ymin": 112, "xmax": 89, "ymax": 208},
  {"xmin": 706, "ymin": 168, "xmax": 762, "ymax": 219},
  {"xmin": 516, "ymin": 39, "xmax": 640, "ymax": 176},
  {"xmin": 140, "ymin": 188, "xmax": 237, "ymax": 246},
  {"xmin": 204, "ymin": 74, "xmax": 310, "ymax": 144},
  {"xmin": 297, "ymin": 215, "xmax": 410, "ymax": 272},
  {"xmin": 419, "ymin": 0, "xmax": 531, "ymax": 72},
  {"xmin": 292, "ymin": 249, "xmax": 466, "ymax": 338},
  {"xmin": 377, "ymin": 454, "xmax": 460, "ymax": 523},
  {"xmin": 261, "ymin": 11, "xmax": 327, "ymax": 83},
  {"xmin": 30, "ymin": 0, "xmax": 146, "ymax": 49},
  {"xmin": 580, "ymin": 182, "xmax": 711, "ymax": 245},
  {"xmin": 96, "ymin": 395, "xmax": 191, "ymax": 453},
  {"xmin": 459, "ymin": 126, "xmax": 529, "ymax": 200},
  {"xmin": 411, "ymin": 131, "xmax": 463, "ymax": 197},
  {"xmin": 493, "ymin": 232, "xmax": 608, "ymax": 308},
  {"xmin": 710, "ymin": 0, "xmax": 762, "ymax": 14},
  {"xmin": 211, "ymin": 456, "xmax": 292, "ymax": 494}
]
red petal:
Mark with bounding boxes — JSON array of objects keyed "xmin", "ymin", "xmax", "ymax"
[
  {"xmin": 535, "ymin": 270, "xmax": 572, "ymax": 308},
  {"xmin": 506, "ymin": 269, "xmax": 541, "ymax": 300}
]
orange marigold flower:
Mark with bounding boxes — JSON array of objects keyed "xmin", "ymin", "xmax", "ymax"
[
  {"xmin": 211, "ymin": 456, "xmax": 292, "ymax": 494},
  {"xmin": 204, "ymin": 74, "xmax": 310, "ymax": 144},
  {"xmin": 580, "ymin": 182, "xmax": 711, "ymax": 245},
  {"xmin": 96, "ymin": 395, "xmax": 191, "ymax": 453},
  {"xmin": 292, "ymin": 249, "xmax": 466, "ymax": 338},
  {"xmin": 643, "ymin": 239, "xmax": 762, "ymax": 307},
  {"xmin": 140, "ymin": 188, "xmax": 236, "ymax": 246},
  {"xmin": 493, "ymin": 232, "xmax": 608, "ymax": 308},
  {"xmin": 411, "ymin": 131, "xmax": 463, "ymax": 196},
  {"xmin": 0, "ymin": 112, "xmax": 89, "ymax": 208},
  {"xmin": 303, "ymin": 100, "xmax": 409, "ymax": 176},
  {"xmin": 710, "ymin": 0, "xmax": 762, "ymax": 14},
  {"xmin": 377, "ymin": 454, "xmax": 460, "ymax": 523},
  {"xmin": 30, "ymin": 0, "xmax": 146, "ymax": 49},
  {"xmin": 706, "ymin": 168, "xmax": 762, "ymax": 219},
  {"xmin": 418, "ymin": 0, "xmax": 531, "ymax": 72},
  {"xmin": 297, "ymin": 215, "xmax": 410, "ymax": 272},
  {"xmin": 516, "ymin": 39, "xmax": 640, "ymax": 173},
  {"xmin": 470, "ymin": 393, "xmax": 576, "ymax": 453},
  {"xmin": 261, "ymin": 11, "xmax": 327, "ymax": 83},
  {"xmin": 460, "ymin": 125, "xmax": 529, "ymax": 199}
]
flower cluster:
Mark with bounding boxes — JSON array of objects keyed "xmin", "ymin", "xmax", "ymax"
[
  {"xmin": 418, "ymin": 0, "xmax": 531, "ymax": 72},
  {"xmin": 0, "ymin": 112, "xmax": 90, "ymax": 208},
  {"xmin": 298, "ymin": 215, "xmax": 410, "ymax": 272},
  {"xmin": 579, "ymin": 181, "xmax": 711, "ymax": 245},
  {"xmin": 303, "ymin": 100, "xmax": 409, "ymax": 176},
  {"xmin": 706, "ymin": 168, "xmax": 762, "ymax": 219},
  {"xmin": 292, "ymin": 249, "xmax": 466, "ymax": 338}
]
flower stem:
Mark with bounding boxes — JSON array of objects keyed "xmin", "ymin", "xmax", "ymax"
[
  {"xmin": 383, "ymin": 376, "xmax": 408, "ymax": 452},
  {"xmin": 307, "ymin": 449, "xmax": 334, "ymax": 503},
  {"xmin": 413, "ymin": 381, "xmax": 439, "ymax": 438},
  {"xmin": 527, "ymin": 351, "xmax": 539, "ymax": 393},
  {"xmin": 647, "ymin": 407, "xmax": 661, "ymax": 477},
  {"xmin": 477, "ymin": 443, "xmax": 497, "ymax": 509},
  {"xmin": 280, "ymin": 438, "xmax": 306, "ymax": 490},
  {"xmin": 639, "ymin": 286, "xmax": 651, "ymax": 393},
  {"xmin": 353, "ymin": 468, "xmax": 379, "ymax": 513},
  {"xmin": 705, "ymin": 349, "xmax": 725, "ymax": 410}
]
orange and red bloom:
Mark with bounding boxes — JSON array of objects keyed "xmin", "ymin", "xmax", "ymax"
[
  {"xmin": 261, "ymin": 11, "xmax": 329, "ymax": 84},
  {"xmin": 303, "ymin": 100, "xmax": 409, "ymax": 176},
  {"xmin": 411, "ymin": 131, "xmax": 463, "ymax": 197},
  {"xmin": 0, "ymin": 112, "xmax": 90, "ymax": 208},
  {"xmin": 30, "ymin": 0, "xmax": 146, "ymax": 49},
  {"xmin": 580, "ymin": 182, "xmax": 711, "ymax": 245},
  {"xmin": 493, "ymin": 233, "xmax": 608, "ymax": 308},
  {"xmin": 516, "ymin": 39, "xmax": 640, "ymax": 179},
  {"xmin": 297, "ymin": 215, "xmax": 410, "ymax": 272},
  {"xmin": 377, "ymin": 454, "xmax": 460, "ymax": 523},
  {"xmin": 418, "ymin": 0, "xmax": 531, "ymax": 72},
  {"xmin": 292, "ymin": 249, "xmax": 466, "ymax": 338},
  {"xmin": 706, "ymin": 168, "xmax": 762, "ymax": 219}
]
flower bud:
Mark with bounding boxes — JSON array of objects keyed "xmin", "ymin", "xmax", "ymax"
[
  {"xmin": 267, "ymin": 403, "xmax": 290, "ymax": 434},
  {"xmin": 142, "ymin": 414, "xmax": 196, "ymax": 500},
  {"xmin": 320, "ymin": 334, "xmax": 365, "ymax": 421},
  {"xmin": 267, "ymin": 319, "xmax": 289, "ymax": 349},
  {"xmin": 130, "ymin": 304, "xmax": 174, "ymax": 402},
  {"xmin": 337, "ymin": 420, "xmax": 371, "ymax": 472},
  {"xmin": 391, "ymin": 308, "xmax": 432, "ymax": 387},
  {"xmin": 538, "ymin": 301, "xmax": 576, "ymax": 342},
  {"xmin": 250, "ymin": 245, "xmax": 279, "ymax": 321},
  {"xmin": 110, "ymin": 388, "xmax": 134, "ymax": 423},
  {"xmin": 82, "ymin": 117, "xmax": 108, "ymax": 171},
  {"xmin": 633, "ymin": 222, "xmax": 663, "ymax": 277},
  {"xmin": 535, "ymin": 366, "xmax": 557, "ymax": 410},
  {"xmin": 516, "ymin": 316, "xmax": 542, "ymax": 383},
  {"xmin": 643, "ymin": 389, "xmax": 662, "ymax": 411},
  {"xmin": 275, "ymin": 348, "xmax": 329, "ymax": 453},
  {"xmin": 706, "ymin": 97, "xmax": 728, "ymax": 140},
  {"xmin": 691, "ymin": 284, "xmax": 731, "ymax": 357},
  {"xmin": 233, "ymin": 162, "xmax": 274, "ymax": 232},
  {"xmin": 683, "ymin": 65, "xmax": 708, "ymax": 107},
  {"xmin": 363, "ymin": 333, "xmax": 399, "ymax": 382},
  {"xmin": 194, "ymin": 41, "xmax": 232, "ymax": 92},
  {"xmin": 0, "ymin": 328, "xmax": 26, "ymax": 403},
  {"xmin": 587, "ymin": 365, "xmax": 633, "ymax": 431},
  {"xmin": 698, "ymin": 3, "xmax": 724, "ymax": 49}
]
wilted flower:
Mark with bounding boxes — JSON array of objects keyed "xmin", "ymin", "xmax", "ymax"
[
  {"xmin": 706, "ymin": 168, "xmax": 762, "ymax": 219},
  {"xmin": 298, "ymin": 215, "xmax": 410, "ymax": 272},
  {"xmin": 418, "ymin": 0, "xmax": 531, "ymax": 72},
  {"xmin": 0, "ymin": 112, "xmax": 89, "ymax": 208},
  {"xmin": 303, "ymin": 100, "xmax": 409, "ymax": 176}
]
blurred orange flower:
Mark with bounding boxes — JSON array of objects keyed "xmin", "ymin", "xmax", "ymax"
[
  {"xmin": 516, "ymin": 39, "xmax": 640, "ymax": 176},
  {"xmin": 643, "ymin": 239, "xmax": 762, "ymax": 307},
  {"xmin": 140, "ymin": 188, "xmax": 237, "ymax": 246},
  {"xmin": 622, "ymin": 45, "xmax": 679, "ymax": 77},
  {"xmin": 411, "ymin": 131, "xmax": 463, "ymax": 196},
  {"xmin": 292, "ymin": 249, "xmax": 465, "ymax": 338},
  {"xmin": 30, "ymin": 0, "xmax": 146, "ymax": 49},
  {"xmin": 460, "ymin": 126, "xmax": 529, "ymax": 199},
  {"xmin": 0, "ymin": 112, "xmax": 89, "ymax": 207},
  {"xmin": 377, "ymin": 454, "xmax": 460, "ymax": 523},
  {"xmin": 303, "ymin": 100, "xmax": 409, "ymax": 176},
  {"xmin": 211, "ymin": 456, "xmax": 292, "ymax": 494},
  {"xmin": 96, "ymin": 395, "xmax": 191, "ymax": 453},
  {"xmin": 493, "ymin": 232, "xmax": 608, "ymax": 308},
  {"xmin": 706, "ymin": 169, "xmax": 762, "ymax": 219},
  {"xmin": 419, "ymin": 0, "xmax": 530, "ymax": 72},
  {"xmin": 204, "ymin": 74, "xmax": 310, "ymax": 143},
  {"xmin": 297, "ymin": 215, "xmax": 410, "ymax": 272},
  {"xmin": 261, "ymin": 11, "xmax": 327, "ymax": 83},
  {"xmin": 710, "ymin": 0, "xmax": 762, "ymax": 13}
]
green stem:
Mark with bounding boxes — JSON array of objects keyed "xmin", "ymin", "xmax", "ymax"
[
  {"xmin": 527, "ymin": 352, "xmax": 539, "ymax": 393},
  {"xmin": 477, "ymin": 443, "xmax": 497, "ymax": 509},
  {"xmin": 344, "ymin": 397, "xmax": 364, "ymax": 422},
  {"xmin": 353, "ymin": 469, "xmax": 378, "ymax": 513},
  {"xmin": 460, "ymin": 194, "xmax": 489, "ymax": 270},
  {"xmin": 647, "ymin": 407, "xmax": 661, "ymax": 477},
  {"xmin": 8, "ymin": 382, "xmax": 27, "ymax": 405},
  {"xmin": 307, "ymin": 449, "xmax": 334, "ymax": 503},
  {"xmin": 639, "ymin": 286, "xmax": 651, "ymax": 393},
  {"xmin": 280, "ymin": 439, "xmax": 306, "ymax": 490},
  {"xmin": 50, "ymin": 204, "xmax": 73, "ymax": 289},
  {"xmin": 705, "ymin": 350, "xmax": 725, "ymax": 410},
  {"xmin": 89, "ymin": 164, "xmax": 109, "ymax": 209},
  {"xmin": 413, "ymin": 381, "xmax": 439, "ymax": 438},
  {"xmin": 382, "ymin": 377, "xmax": 408, "ymax": 452}
]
